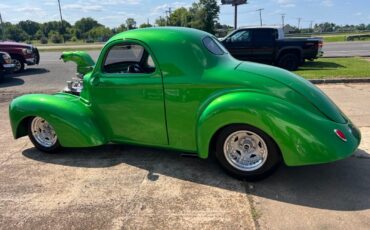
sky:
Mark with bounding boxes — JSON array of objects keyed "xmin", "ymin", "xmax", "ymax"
[{"xmin": 0, "ymin": 0, "xmax": 369, "ymax": 28}]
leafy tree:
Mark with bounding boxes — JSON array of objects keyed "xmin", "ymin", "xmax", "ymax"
[
  {"xmin": 198, "ymin": 0, "xmax": 219, "ymax": 33},
  {"xmin": 126, "ymin": 18, "xmax": 137, "ymax": 30},
  {"xmin": 18, "ymin": 20, "xmax": 40, "ymax": 39},
  {"xmin": 168, "ymin": 7, "xmax": 191, "ymax": 27},
  {"xmin": 86, "ymin": 26, "xmax": 112, "ymax": 41},
  {"xmin": 139, "ymin": 23, "xmax": 152, "ymax": 28},
  {"xmin": 74, "ymin": 17, "xmax": 101, "ymax": 38},
  {"xmin": 112, "ymin": 24, "xmax": 128, "ymax": 34},
  {"xmin": 4, "ymin": 23, "xmax": 29, "ymax": 41},
  {"xmin": 155, "ymin": 17, "xmax": 166, "ymax": 27}
]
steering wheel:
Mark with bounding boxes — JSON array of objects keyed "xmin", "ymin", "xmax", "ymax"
[{"xmin": 127, "ymin": 64, "xmax": 144, "ymax": 73}]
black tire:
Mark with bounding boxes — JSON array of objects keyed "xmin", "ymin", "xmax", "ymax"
[
  {"xmin": 28, "ymin": 117, "xmax": 61, "ymax": 153},
  {"xmin": 277, "ymin": 53, "xmax": 299, "ymax": 71},
  {"xmin": 214, "ymin": 124, "xmax": 281, "ymax": 181},
  {"xmin": 11, "ymin": 56, "xmax": 25, "ymax": 73}
]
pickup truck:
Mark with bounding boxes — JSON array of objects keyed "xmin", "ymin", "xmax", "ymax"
[
  {"xmin": 0, "ymin": 51, "xmax": 14, "ymax": 81},
  {"xmin": 0, "ymin": 41, "xmax": 40, "ymax": 73},
  {"xmin": 220, "ymin": 26, "xmax": 323, "ymax": 70}
]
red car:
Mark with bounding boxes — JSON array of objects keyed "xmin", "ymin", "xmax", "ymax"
[{"xmin": 0, "ymin": 41, "xmax": 40, "ymax": 73}]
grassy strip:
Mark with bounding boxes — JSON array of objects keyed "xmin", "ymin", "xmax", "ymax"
[{"xmin": 294, "ymin": 57, "xmax": 370, "ymax": 79}]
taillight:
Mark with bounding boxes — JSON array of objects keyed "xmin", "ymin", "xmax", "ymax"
[{"xmin": 334, "ymin": 129, "xmax": 347, "ymax": 142}]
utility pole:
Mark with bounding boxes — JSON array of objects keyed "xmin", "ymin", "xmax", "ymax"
[
  {"xmin": 281, "ymin": 14, "xmax": 285, "ymax": 28},
  {"xmin": 57, "ymin": 0, "xmax": 64, "ymax": 42},
  {"xmin": 165, "ymin": 7, "xmax": 172, "ymax": 26},
  {"xmin": 309, "ymin": 20, "xmax": 314, "ymax": 31},
  {"xmin": 234, "ymin": 4, "xmax": 238, "ymax": 29},
  {"xmin": 297, "ymin": 17, "xmax": 302, "ymax": 30},
  {"xmin": 0, "ymin": 12, "xmax": 5, "ymax": 41},
  {"xmin": 257, "ymin": 8, "xmax": 264, "ymax": 27}
]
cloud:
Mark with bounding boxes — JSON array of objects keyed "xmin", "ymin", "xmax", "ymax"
[
  {"xmin": 63, "ymin": 4, "xmax": 104, "ymax": 12},
  {"xmin": 321, "ymin": 0, "xmax": 334, "ymax": 7},
  {"xmin": 150, "ymin": 2, "xmax": 191, "ymax": 16},
  {"xmin": 275, "ymin": 0, "xmax": 296, "ymax": 8}
]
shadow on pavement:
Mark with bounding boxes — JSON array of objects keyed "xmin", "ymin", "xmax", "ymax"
[
  {"xmin": 0, "ymin": 76, "xmax": 24, "ymax": 88},
  {"xmin": 22, "ymin": 145, "xmax": 370, "ymax": 211},
  {"xmin": 10, "ymin": 68, "xmax": 49, "ymax": 77}
]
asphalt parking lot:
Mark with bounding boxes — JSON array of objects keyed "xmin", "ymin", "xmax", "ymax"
[{"xmin": 0, "ymin": 53, "xmax": 370, "ymax": 229}]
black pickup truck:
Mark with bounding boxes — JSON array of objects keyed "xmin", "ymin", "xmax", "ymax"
[
  {"xmin": 220, "ymin": 26, "xmax": 323, "ymax": 70},
  {"xmin": 0, "ymin": 51, "xmax": 14, "ymax": 82}
]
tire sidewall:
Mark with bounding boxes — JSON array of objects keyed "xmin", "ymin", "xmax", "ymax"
[
  {"xmin": 11, "ymin": 57, "xmax": 25, "ymax": 73},
  {"xmin": 215, "ymin": 124, "xmax": 281, "ymax": 180},
  {"xmin": 28, "ymin": 117, "xmax": 61, "ymax": 153},
  {"xmin": 278, "ymin": 53, "xmax": 299, "ymax": 71}
]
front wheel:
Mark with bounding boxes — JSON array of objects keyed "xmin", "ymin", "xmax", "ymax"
[
  {"xmin": 12, "ymin": 57, "xmax": 25, "ymax": 73},
  {"xmin": 28, "ymin": 117, "xmax": 61, "ymax": 153},
  {"xmin": 214, "ymin": 124, "xmax": 281, "ymax": 181}
]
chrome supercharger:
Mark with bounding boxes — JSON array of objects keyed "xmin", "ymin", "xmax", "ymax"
[{"xmin": 63, "ymin": 73, "xmax": 83, "ymax": 95}]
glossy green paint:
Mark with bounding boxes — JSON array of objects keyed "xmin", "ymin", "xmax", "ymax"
[
  {"xmin": 60, "ymin": 51, "xmax": 95, "ymax": 75},
  {"xmin": 9, "ymin": 27, "xmax": 361, "ymax": 166}
]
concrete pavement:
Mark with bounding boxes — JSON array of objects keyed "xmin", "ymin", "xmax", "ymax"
[{"xmin": 323, "ymin": 41, "xmax": 370, "ymax": 57}]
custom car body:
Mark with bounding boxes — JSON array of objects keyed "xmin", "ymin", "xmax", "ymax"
[{"xmin": 9, "ymin": 27, "xmax": 361, "ymax": 179}]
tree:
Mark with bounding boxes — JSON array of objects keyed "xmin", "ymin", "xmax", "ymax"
[
  {"xmin": 155, "ymin": 17, "xmax": 166, "ymax": 27},
  {"xmin": 126, "ymin": 18, "xmax": 137, "ymax": 30},
  {"xmin": 198, "ymin": 0, "xmax": 219, "ymax": 33},
  {"xmin": 4, "ymin": 23, "xmax": 29, "ymax": 41},
  {"xmin": 18, "ymin": 20, "xmax": 40, "ymax": 39},
  {"xmin": 74, "ymin": 17, "xmax": 101, "ymax": 39},
  {"xmin": 168, "ymin": 7, "xmax": 190, "ymax": 27},
  {"xmin": 139, "ymin": 23, "xmax": 152, "ymax": 28},
  {"xmin": 86, "ymin": 26, "xmax": 112, "ymax": 41},
  {"xmin": 112, "ymin": 24, "xmax": 128, "ymax": 34}
]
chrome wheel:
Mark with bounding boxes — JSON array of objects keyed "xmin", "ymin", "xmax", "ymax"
[
  {"xmin": 12, "ymin": 59, "xmax": 22, "ymax": 72},
  {"xmin": 30, "ymin": 117, "xmax": 57, "ymax": 148},
  {"xmin": 223, "ymin": 130, "xmax": 268, "ymax": 172}
]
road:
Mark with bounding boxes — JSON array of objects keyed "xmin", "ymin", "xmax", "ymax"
[
  {"xmin": 1, "ymin": 52, "xmax": 370, "ymax": 229},
  {"xmin": 324, "ymin": 41, "xmax": 370, "ymax": 57}
]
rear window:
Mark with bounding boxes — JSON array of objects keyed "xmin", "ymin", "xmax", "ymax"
[{"xmin": 203, "ymin": 36, "xmax": 227, "ymax": 55}]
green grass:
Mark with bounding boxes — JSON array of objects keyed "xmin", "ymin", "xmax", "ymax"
[
  {"xmin": 294, "ymin": 57, "xmax": 370, "ymax": 79},
  {"xmin": 321, "ymin": 32, "xmax": 370, "ymax": 42}
]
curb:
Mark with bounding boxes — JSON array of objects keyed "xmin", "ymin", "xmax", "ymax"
[{"xmin": 309, "ymin": 78, "xmax": 370, "ymax": 84}]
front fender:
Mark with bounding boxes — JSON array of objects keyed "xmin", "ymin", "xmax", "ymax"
[
  {"xmin": 9, "ymin": 93, "xmax": 107, "ymax": 147},
  {"xmin": 197, "ymin": 92, "xmax": 360, "ymax": 166}
]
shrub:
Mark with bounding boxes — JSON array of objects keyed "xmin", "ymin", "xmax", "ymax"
[
  {"xmin": 50, "ymin": 33, "xmax": 63, "ymax": 43},
  {"xmin": 40, "ymin": 37, "xmax": 48, "ymax": 44}
]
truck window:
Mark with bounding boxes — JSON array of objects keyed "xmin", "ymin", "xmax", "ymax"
[
  {"xmin": 230, "ymin": 30, "xmax": 251, "ymax": 43},
  {"xmin": 253, "ymin": 29, "xmax": 275, "ymax": 42}
]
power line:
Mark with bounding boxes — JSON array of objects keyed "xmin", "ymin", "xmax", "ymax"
[{"xmin": 256, "ymin": 8, "xmax": 264, "ymax": 26}]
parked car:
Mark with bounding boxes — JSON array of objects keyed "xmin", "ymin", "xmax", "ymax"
[
  {"xmin": 9, "ymin": 27, "xmax": 360, "ymax": 180},
  {"xmin": 0, "ymin": 51, "xmax": 15, "ymax": 81},
  {"xmin": 0, "ymin": 41, "xmax": 40, "ymax": 73},
  {"xmin": 220, "ymin": 26, "xmax": 323, "ymax": 70}
]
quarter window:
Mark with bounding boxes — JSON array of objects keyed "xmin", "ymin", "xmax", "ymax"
[
  {"xmin": 203, "ymin": 36, "xmax": 226, "ymax": 55},
  {"xmin": 230, "ymin": 30, "xmax": 251, "ymax": 43},
  {"xmin": 103, "ymin": 43, "xmax": 156, "ymax": 74}
]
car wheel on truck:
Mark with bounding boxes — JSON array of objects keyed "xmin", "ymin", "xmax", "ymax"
[
  {"xmin": 213, "ymin": 124, "xmax": 281, "ymax": 181},
  {"xmin": 277, "ymin": 53, "xmax": 299, "ymax": 71},
  {"xmin": 11, "ymin": 56, "xmax": 25, "ymax": 73},
  {"xmin": 28, "ymin": 116, "xmax": 61, "ymax": 153}
]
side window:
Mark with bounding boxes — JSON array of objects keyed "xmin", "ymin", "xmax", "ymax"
[
  {"xmin": 253, "ymin": 29, "xmax": 275, "ymax": 43},
  {"xmin": 103, "ymin": 43, "xmax": 156, "ymax": 74},
  {"xmin": 230, "ymin": 30, "xmax": 251, "ymax": 43}
]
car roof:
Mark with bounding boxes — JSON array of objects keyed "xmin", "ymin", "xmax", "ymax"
[{"xmin": 108, "ymin": 27, "xmax": 211, "ymax": 46}]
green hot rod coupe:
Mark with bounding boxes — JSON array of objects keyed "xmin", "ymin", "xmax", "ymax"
[{"xmin": 9, "ymin": 27, "xmax": 361, "ymax": 179}]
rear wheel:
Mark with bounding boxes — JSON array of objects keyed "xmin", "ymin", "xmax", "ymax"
[
  {"xmin": 12, "ymin": 57, "xmax": 25, "ymax": 73},
  {"xmin": 28, "ymin": 117, "xmax": 60, "ymax": 153},
  {"xmin": 214, "ymin": 124, "xmax": 281, "ymax": 180},
  {"xmin": 277, "ymin": 53, "xmax": 299, "ymax": 71}
]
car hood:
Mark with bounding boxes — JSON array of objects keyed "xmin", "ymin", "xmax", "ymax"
[
  {"xmin": 60, "ymin": 51, "xmax": 95, "ymax": 75},
  {"xmin": 0, "ymin": 41, "xmax": 33, "ymax": 48},
  {"xmin": 235, "ymin": 61, "xmax": 346, "ymax": 123}
]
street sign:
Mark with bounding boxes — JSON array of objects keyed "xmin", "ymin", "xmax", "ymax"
[{"xmin": 221, "ymin": 0, "xmax": 247, "ymax": 5}]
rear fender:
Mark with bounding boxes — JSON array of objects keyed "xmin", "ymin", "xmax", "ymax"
[
  {"xmin": 9, "ymin": 93, "xmax": 106, "ymax": 147},
  {"xmin": 196, "ymin": 92, "xmax": 360, "ymax": 166}
]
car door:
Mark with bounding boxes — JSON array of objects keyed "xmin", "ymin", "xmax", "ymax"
[
  {"xmin": 222, "ymin": 29, "xmax": 253, "ymax": 61},
  {"xmin": 250, "ymin": 28, "xmax": 277, "ymax": 63},
  {"xmin": 90, "ymin": 40, "xmax": 168, "ymax": 145}
]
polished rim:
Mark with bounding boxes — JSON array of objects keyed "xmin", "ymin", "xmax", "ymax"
[
  {"xmin": 31, "ymin": 117, "xmax": 57, "ymax": 147},
  {"xmin": 223, "ymin": 130, "xmax": 268, "ymax": 172},
  {"xmin": 12, "ymin": 59, "xmax": 22, "ymax": 72}
]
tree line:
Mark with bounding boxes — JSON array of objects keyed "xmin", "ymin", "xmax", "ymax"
[{"xmin": 0, "ymin": 0, "xmax": 222, "ymax": 44}]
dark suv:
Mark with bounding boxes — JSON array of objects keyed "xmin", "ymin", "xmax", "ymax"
[{"xmin": 0, "ymin": 41, "xmax": 40, "ymax": 73}]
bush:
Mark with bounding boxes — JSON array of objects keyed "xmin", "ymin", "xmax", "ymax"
[
  {"xmin": 71, "ymin": 36, "xmax": 78, "ymax": 42},
  {"xmin": 346, "ymin": 34, "xmax": 370, "ymax": 41},
  {"xmin": 50, "ymin": 33, "xmax": 63, "ymax": 43},
  {"xmin": 40, "ymin": 37, "xmax": 48, "ymax": 44},
  {"xmin": 86, "ymin": 37, "xmax": 94, "ymax": 43}
]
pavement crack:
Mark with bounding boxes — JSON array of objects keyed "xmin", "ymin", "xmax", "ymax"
[{"xmin": 243, "ymin": 181, "xmax": 260, "ymax": 230}]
